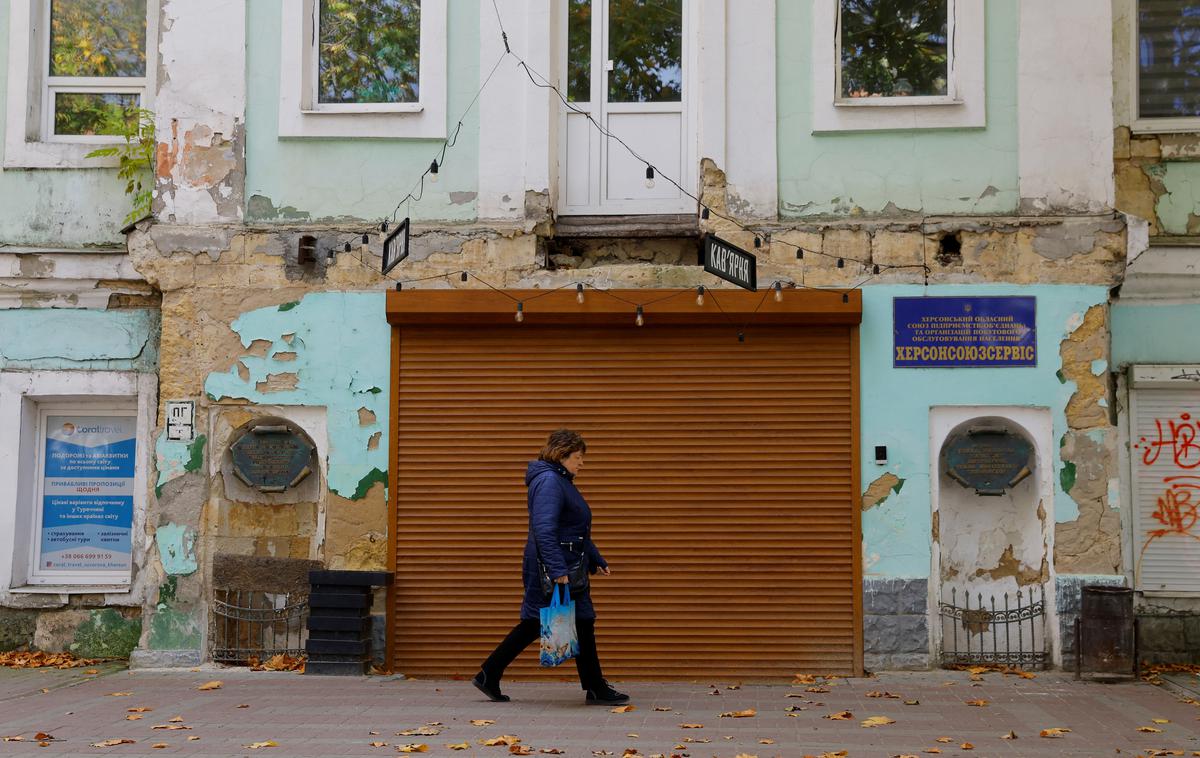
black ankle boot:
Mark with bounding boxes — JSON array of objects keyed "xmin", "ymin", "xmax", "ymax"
[
  {"xmin": 584, "ymin": 681, "xmax": 629, "ymax": 705},
  {"xmin": 472, "ymin": 670, "xmax": 510, "ymax": 702}
]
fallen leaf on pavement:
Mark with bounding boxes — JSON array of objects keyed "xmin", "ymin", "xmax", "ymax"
[
  {"xmin": 805, "ymin": 686, "xmax": 830, "ymax": 693},
  {"xmin": 0, "ymin": 651, "xmax": 98, "ymax": 669},
  {"xmin": 168, "ymin": 716, "xmax": 184, "ymax": 723},
  {"xmin": 540, "ymin": 749, "xmax": 565, "ymax": 755},
  {"xmin": 965, "ymin": 699, "xmax": 988, "ymax": 707},
  {"xmin": 482, "ymin": 736, "xmax": 522, "ymax": 746},
  {"xmin": 446, "ymin": 744, "xmax": 469, "ymax": 751},
  {"xmin": 626, "ymin": 733, "xmax": 638, "ymax": 738},
  {"xmin": 792, "ymin": 673, "xmax": 818, "ymax": 684},
  {"xmin": 719, "ymin": 709, "xmax": 756, "ymax": 718},
  {"xmin": 396, "ymin": 745, "xmax": 428, "ymax": 753},
  {"xmin": 960, "ymin": 742, "xmax": 974, "ymax": 750},
  {"xmin": 127, "ymin": 707, "xmax": 151, "ymax": 713},
  {"xmin": 370, "ymin": 742, "xmax": 389, "ymax": 748},
  {"xmin": 759, "ymin": 738, "xmax": 775, "ymax": 744},
  {"xmin": 85, "ymin": 669, "xmax": 99, "ymax": 675},
  {"xmin": 653, "ymin": 706, "xmax": 672, "ymax": 712},
  {"xmin": 470, "ymin": 720, "xmax": 496, "ymax": 726},
  {"xmin": 678, "ymin": 723, "xmax": 704, "ymax": 729},
  {"xmin": 125, "ymin": 715, "xmax": 142, "ymax": 721},
  {"xmin": 861, "ymin": 716, "xmax": 896, "ymax": 727},
  {"xmin": 106, "ymin": 692, "xmax": 133, "ymax": 697},
  {"xmin": 866, "ymin": 691, "xmax": 899, "ymax": 699},
  {"xmin": 924, "ymin": 750, "xmax": 941, "ymax": 754},
  {"xmin": 91, "ymin": 739, "xmax": 136, "ymax": 748},
  {"xmin": 237, "ymin": 704, "xmax": 250, "ymax": 709},
  {"xmin": 1039, "ymin": 728, "xmax": 1070, "ymax": 738},
  {"xmin": 509, "ymin": 746, "xmax": 534, "ymax": 755},
  {"xmin": 904, "ymin": 699, "xmax": 920, "ymax": 705},
  {"xmin": 1138, "ymin": 726, "xmax": 1164, "ymax": 733},
  {"xmin": 935, "ymin": 737, "xmax": 953, "ymax": 743},
  {"xmin": 611, "ymin": 705, "xmax": 636, "ymax": 713},
  {"xmin": 34, "ymin": 733, "xmax": 53, "ymax": 741},
  {"xmin": 152, "ymin": 744, "xmax": 169, "ymax": 750},
  {"xmin": 197, "ymin": 681, "xmax": 223, "ymax": 691},
  {"xmin": 152, "ymin": 724, "xmax": 192, "ymax": 731},
  {"xmin": 824, "ymin": 711, "xmax": 853, "ymax": 720},
  {"xmin": 1001, "ymin": 730, "xmax": 1017, "ymax": 739},
  {"xmin": 187, "ymin": 736, "xmax": 200, "ymax": 742},
  {"xmin": 682, "ymin": 737, "xmax": 710, "ymax": 743},
  {"xmin": 397, "ymin": 727, "xmax": 441, "ymax": 737},
  {"xmin": 1153, "ymin": 718, "xmax": 1171, "ymax": 724}
]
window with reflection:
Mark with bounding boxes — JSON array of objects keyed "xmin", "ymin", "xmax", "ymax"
[
  {"xmin": 1137, "ymin": 0, "xmax": 1200, "ymax": 119},
  {"xmin": 47, "ymin": 0, "xmax": 147, "ymax": 136},
  {"xmin": 607, "ymin": 0, "xmax": 682, "ymax": 104},
  {"xmin": 839, "ymin": 0, "xmax": 948, "ymax": 99},
  {"xmin": 318, "ymin": 0, "xmax": 421, "ymax": 104}
]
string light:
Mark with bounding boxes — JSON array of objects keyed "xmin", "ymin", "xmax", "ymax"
[
  {"xmin": 515, "ymin": 301, "xmax": 524, "ymax": 322},
  {"xmin": 644, "ymin": 165, "xmax": 655, "ymax": 189},
  {"xmin": 343, "ymin": 241, "xmax": 351, "ymax": 253},
  {"xmin": 837, "ymin": 258, "xmax": 845, "ymax": 269},
  {"xmin": 773, "ymin": 281, "xmax": 783, "ymax": 303},
  {"xmin": 361, "ymin": 233, "xmax": 370, "ymax": 245},
  {"xmin": 429, "ymin": 160, "xmax": 440, "ymax": 183},
  {"xmin": 461, "ymin": 271, "xmax": 468, "ymax": 282},
  {"xmin": 700, "ymin": 206, "xmax": 710, "ymax": 220},
  {"xmin": 753, "ymin": 236, "xmax": 762, "ymax": 249},
  {"xmin": 381, "ymin": 221, "xmax": 389, "ymax": 233},
  {"xmin": 796, "ymin": 249, "xmax": 804, "ymax": 260},
  {"xmin": 576, "ymin": 283, "xmax": 585, "ymax": 304},
  {"xmin": 696, "ymin": 285, "xmax": 705, "ymax": 306},
  {"xmin": 737, "ymin": 331, "xmax": 745, "ymax": 343},
  {"xmin": 635, "ymin": 305, "xmax": 644, "ymax": 327},
  {"xmin": 842, "ymin": 292, "xmax": 849, "ymax": 303},
  {"xmin": 395, "ymin": 281, "xmax": 402, "ymax": 291},
  {"xmin": 873, "ymin": 264, "xmax": 881, "ymax": 275}
]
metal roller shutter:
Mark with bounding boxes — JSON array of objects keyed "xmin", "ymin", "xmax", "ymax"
[{"xmin": 390, "ymin": 324, "xmax": 859, "ymax": 680}]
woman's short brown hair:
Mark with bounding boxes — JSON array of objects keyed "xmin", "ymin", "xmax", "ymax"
[{"xmin": 539, "ymin": 428, "xmax": 587, "ymax": 463}]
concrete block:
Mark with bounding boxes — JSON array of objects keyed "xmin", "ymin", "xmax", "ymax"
[{"xmin": 129, "ymin": 648, "xmax": 203, "ymax": 668}]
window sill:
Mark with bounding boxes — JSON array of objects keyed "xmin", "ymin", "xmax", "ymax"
[
  {"xmin": 302, "ymin": 103, "xmax": 424, "ymax": 115},
  {"xmin": 835, "ymin": 96, "xmax": 963, "ymax": 108},
  {"xmin": 10, "ymin": 584, "xmax": 131, "ymax": 595},
  {"xmin": 3, "ymin": 139, "xmax": 120, "ymax": 170},
  {"xmin": 1131, "ymin": 117, "xmax": 1200, "ymax": 135}
]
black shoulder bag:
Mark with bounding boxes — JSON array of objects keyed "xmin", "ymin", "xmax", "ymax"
[{"xmin": 537, "ymin": 540, "xmax": 590, "ymax": 598}]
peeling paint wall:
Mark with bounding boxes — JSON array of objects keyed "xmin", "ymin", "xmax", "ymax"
[
  {"xmin": 243, "ymin": 0, "xmax": 481, "ymax": 222},
  {"xmin": 0, "ymin": 308, "xmax": 160, "ymax": 371}
]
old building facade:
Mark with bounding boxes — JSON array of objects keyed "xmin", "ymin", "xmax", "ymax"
[{"xmin": 2, "ymin": 0, "xmax": 1189, "ymax": 676}]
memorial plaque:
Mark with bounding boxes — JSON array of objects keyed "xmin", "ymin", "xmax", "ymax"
[
  {"xmin": 230, "ymin": 425, "xmax": 315, "ymax": 493},
  {"xmin": 943, "ymin": 430, "xmax": 1033, "ymax": 496}
]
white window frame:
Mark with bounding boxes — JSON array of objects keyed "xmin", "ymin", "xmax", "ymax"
[
  {"xmin": 811, "ymin": 0, "xmax": 985, "ymax": 132},
  {"xmin": 279, "ymin": 0, "xmax": 447, "ymax": 139},
  {"xmin": 29, "ymin": 404, "xmax": 138, "ymax": 586},
  {"xmin": 1129, "ymin": 0, "xmax": 1200, "ymax": 134},
  {"xmin": 0, "ymin": 370, "xmax": 155, "ymax": 596},
  {"xmin": 3, "ymin": 0, "xmax": 158, "ymax": 168}
]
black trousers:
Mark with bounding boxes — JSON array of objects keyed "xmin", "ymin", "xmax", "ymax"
[{"xmin": 481, "ymin": 616, "xmax": 605, "ymax": 691}]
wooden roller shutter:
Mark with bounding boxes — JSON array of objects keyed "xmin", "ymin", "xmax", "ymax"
[{"xmin": 388, "ymin": 292, "xmax": 861, "ymax": 681}]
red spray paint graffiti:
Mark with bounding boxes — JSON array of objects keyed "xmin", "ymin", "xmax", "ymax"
[
  {"xmin": 1135, "ymin": 412, "xmax": 1200, "ymax": 567},
  {"xmin": 1137, "ymin": 412, "xmax": 1200, "ymax": 469}
]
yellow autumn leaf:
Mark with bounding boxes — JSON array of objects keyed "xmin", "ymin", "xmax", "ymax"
[
  {"xmin": 168, "ymin": 716, "xmax": 184, "ymax": 723},
  {"xmin": 481, "ymin": 735, "xmax": 522, "ymax": 746},
  {"xmin": 1137, "ymin": 726, "xmax": 1164, "ymax": 733},
  {"xmin": 806, "ymin": 686, "xmax": 830, "ymax": 693},
  {"xmin": 91, "ymin": 739, "xmax": 136, "ymax": 747},
  {"xmin": 1039, "ymin": 727, "xmax": 1070, "ymax": 737},
  {"xmin": 510, "ymin": 746, "xmax": 534, "ymax": 756},
  {"xmin": 187, "ymin": 736, "xmax": 200, "ymax": 741},
  {"xmin": 904, "ymin": 699, "xmax": 920, "ymax": 705},
  {"xmin": 197, "ymin": 681, "xmax": 223, "ymax": 691},
  {"xmin": 719, "ymin": 709, "xmax": 756, "ymax": 718},
  {"xmin": 397, "ymin": 727, "xmax": 441, "ymax": 736},
  {"xmin": 924, "ymin": 749, "xmax": 941, "ymax": 755},
  {"xmin": 125, "ymin": 714, "xmax": 142, "ymax": 721},
  {"xmin": 965, "ymin": 699, "xmax": 988, "ymax": 706},
  {"xmin": 369, "ymin": 742, "xmax": 388, "ymax": 747},
  {"xmin": 152, "ymin": 744, "xmax": 169, "ymax": 750},
  {"xmin": 127, "ymin": 707, "xmax": 151, "ymax": 713},
  {"xmin": 758, "ymin": 738, "xmax": 775, "ymax": 744},
  {"xmin": 611, "ymin": 705, "xmax": 636, "ymax": 713},
  {"xmin": 470, "ymin": 720, "xmax": 496, "ymax": 726},
  {"xmin": 652, "ymin": 706, "xmax": 671, "ymax": 712},
  {"xmin": 960, "ymin": 743, "xmax": 974, "ymax": 750},
  {"xmin": 861, "ymin": 715, "xmax": 896, "ymax": 727},
  {"xmin": 397, "ymin": 745, "xmax": 428, "ymax": 753},
  {"xmin": 866, "ymin": 691, "xmax": 899, "ymax": 698},
  {"xmin": 151, "ymin": 724, "xmax": 191, "ymax": 731},
  {"xmin": 106, "ymin": 692, "xmax": 133, "ymax": 697},
  {"xmin": 935, "ymin": 737, "xmax": 953, "ymax": 743},
  {"xmin": 539, "ymin": 750, "xmax": 565, "ymax": 755},
  {"xmin": 1153, "ymin": 718, "xmax": 1170, "ymax": 724},
  {"xmin": 823, "ymin": 710, "xmax": 853, "ymax": 720},
  {"xmin": 1001, "ymin": 730, "xmax": 1017, "ymax": 739},
  {"xmin": 678, "ymin": 724, "xmax": 704, "ymax": 729},
  {"xmin": 446, "ymin": 744, "xmax": 470, "ymax": 751},
  {"xmin": 244, "ymin": 741, "xmax": 279, "ymax": 749}
]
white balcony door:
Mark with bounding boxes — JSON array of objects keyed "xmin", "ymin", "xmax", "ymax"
[{"xmin": 558, "ymin": 0, "xmax": 696, "ymax": 216}]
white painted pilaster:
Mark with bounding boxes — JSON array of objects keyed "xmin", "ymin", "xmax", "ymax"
[{"xmin": 724, "ymin": 0, "xmax": 776, "ymax": 220}]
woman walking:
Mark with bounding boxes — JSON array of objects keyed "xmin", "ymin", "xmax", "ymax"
[{"xmin": 473, "ymin": 429, "xmax": 629, "ymax": 705}]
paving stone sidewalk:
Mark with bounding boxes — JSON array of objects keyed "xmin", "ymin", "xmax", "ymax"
[{"xmin": 1, "ymin": 666, "xmax": 1199, "ymax": 758}]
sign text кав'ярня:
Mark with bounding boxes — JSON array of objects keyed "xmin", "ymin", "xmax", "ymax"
[{"xmin": 702, "ymin": 235, "xmax": 757, "ymax": 292}]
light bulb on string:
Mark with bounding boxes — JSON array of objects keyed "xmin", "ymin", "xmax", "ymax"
[
  {"xmin": 837, "ymin": 258, "xmax": 845, "ymax": 269},
  {"xmin": 700, "ymin": 206, "xmax": 710, "ymax": 220},
  {"xmin": 696, "ymin": 285, "xmax": 705, "ymax": 306},
  {"xmin": 796, "ymin": 249, "xmax": 804, "ymax": 260},
  {"xmin": 362, "ymin": 233, "xmax": 370, "ymax": 245},
  {"xmin": 873, "ymin": 264, "xmax": 881, "ymax": 275},
  {"xmin": 773, "ymin": 281, "xmax": 783, "ymax": 303},
  {"xmin": 737, "ymin": 331, "xmax": 745, "ymax": 343},
  {"xmin": 515, "ymin": 302, "xmax": 524, "ymax": 323},
  {"xmin": 343, "ymin": 241, "xmax": 351, "ymax": 253},
  {"xmin": 753, "ymin": 236, "xmax": 762, "ymax": 249},
  {"xmin": 460, "ymin": 271, "xmax": 468, "ymax": 282},
  {"xmin": 644, "ymin": 165, "xmax": 656, "ymax": 189},
  {"xmin": 842, "ymin": 292, "xmax": 849, "ymax": 304},
  {"xmin": 635, "ymin": 305, "xmax": 644, "ymax": 327},
  {"xmin": 381, "ymin": 221, "xmax": 389, "ymax": 233},
  {"xmin": 576, "ymin": 283, "xmax": 585, "ymax": 304},
  {"xmin": 429, "ymin": 160, "xmax": 440, "ymax": 183}
]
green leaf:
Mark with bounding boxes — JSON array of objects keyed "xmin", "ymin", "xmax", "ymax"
[{"xmin": 85, "ymin": 146, "xmax": 120, "ymax": 158}]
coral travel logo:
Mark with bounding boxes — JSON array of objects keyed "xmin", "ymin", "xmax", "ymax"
[
  {"xmin": 63, "ymin": 422, "xmax": 123, "ymax": 435},
  {"xmin": 60, "ymin": 422, "xmax": 76, "ymax": 436}
]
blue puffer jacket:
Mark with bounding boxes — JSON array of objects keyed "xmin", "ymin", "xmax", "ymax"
[{"xmin": 519, "ymin": 459, "xmax": 607, "ymax": 620}]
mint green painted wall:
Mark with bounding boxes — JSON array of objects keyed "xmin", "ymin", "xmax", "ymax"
[
  {"xmin": 1153, "ymin": 162, "xmax": 1200, "ymax": 235},
  {"xmin": 860, "ymin": 284, "xmax": 1109, "ymax": 578},
  {"xmin": 1112, "ymin": 302, "xmax": 1200, "ymax": 366},
  {"xmin": 0, "ymin": 5, "xmax": 135, "ymax": 246},
  {"xmin": 776, "ymin": 2, "xmax": 1019, "ymax": 217},
  {"xmin": 0, "ymin": 308, "xmax": 160, "ymax": 371},
  {"xmin": 244, "ymin": 1, "xmax": 481, "ymax": 222}
]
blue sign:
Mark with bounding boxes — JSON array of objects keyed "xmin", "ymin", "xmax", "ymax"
[
  {"xmin": 893, "ymin": 296, "xmax": 1036, "ymax": 368},
  {"xmin": 40, "ymin": 415, "xmax": 136, "ymax": 574}
]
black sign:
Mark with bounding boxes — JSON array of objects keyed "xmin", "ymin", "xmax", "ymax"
[
  {"xmin": 382, "ymin": 217, "xmax": 410, "ymax": 275},
  {"xmin": 943, "ymin": 430, "xmax": 1033, "ymax": 496},
  {"xmin": 702, "ymin": 234, "xmax": 757, "ymax": 291},
  {"xmin": 230, "ymin": 425, "xmax": 315, "ymax": 494}
]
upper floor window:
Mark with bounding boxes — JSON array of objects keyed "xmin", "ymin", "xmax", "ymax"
[
  {"xmin": 838, "ymin": 0, "xmax": 948, "ymax": 101},
  {"xmin": 811, "ymin": 0, "xmax": 984, "ymax": 132},
  {"xmin": 4, "ymin": 0, "xmax": 157, "ymax": 167},
  {"xmin": 278, "ymin": 0, "xmax": 447, "ymax": 138},
  {"xmin": 1136, "ymin": 0, "xmax": 1200, "ymax": 124},
  {"xmin": 317, "ymin": 0, "xmax": 420, "ymax": 106},
  {"xmin": 46, "ymin": 0, "xmax": 148, "ymax": 139}
]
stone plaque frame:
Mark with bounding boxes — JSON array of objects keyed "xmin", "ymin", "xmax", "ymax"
[
  {"xmin": 229, "ymin": 422, "xmax": 316, "ymax": 494},
  {"xmin": 942, "ymin": 427, "xmax": 1034, "ymax": 496}
]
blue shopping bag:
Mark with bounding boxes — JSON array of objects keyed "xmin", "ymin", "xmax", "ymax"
[{"xmin": 539, "ymin": 584, "xmax": 579, "ymax": 667}]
